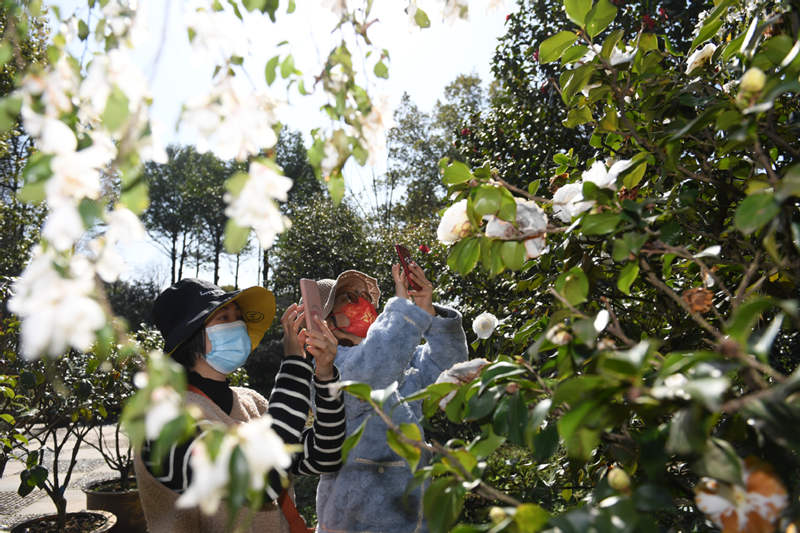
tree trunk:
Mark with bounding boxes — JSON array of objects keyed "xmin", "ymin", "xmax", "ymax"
[
  {"xmin": 262, "ymin": 249, "xmax": 270, "ymax": 287},
  {"xmin": 169, "ymin": 234, "xmax": 177, "ymax": 285},
  {"xmin": 178, "ymin": 232, "xmax": 187, "ymax": 281},
  {"xmin": 234, "ymin": 254, "xmax": 240, "ymax": 289}
]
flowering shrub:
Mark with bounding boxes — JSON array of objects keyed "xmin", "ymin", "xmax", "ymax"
[{"xmin": 340, "ymin": 0, "xmax": 800, "ymax": 531}]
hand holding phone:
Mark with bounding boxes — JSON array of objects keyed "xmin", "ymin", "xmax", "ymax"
[
  {"xmin": 299, "ymin": 278, "xmax": 323, "ymax": 333},
  {"xmin": 395, "ymin": 244, "xmax": 422, "ymax": 291}
]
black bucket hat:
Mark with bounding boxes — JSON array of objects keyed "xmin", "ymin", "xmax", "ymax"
[{"xmin": 152, "ymin": 278, "xmax": 276, "ymax": 355}]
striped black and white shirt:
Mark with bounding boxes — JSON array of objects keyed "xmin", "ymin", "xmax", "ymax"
[{"xmin": 141, "ymin": 356, "xmax": 346, "ymax": 500}]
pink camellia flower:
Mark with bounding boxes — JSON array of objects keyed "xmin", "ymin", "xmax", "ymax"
[
  {"xmin": 694, "ymin": 456, "xmax": 788, "ymax": 533},
  {"xmin": 418, "ymin": 244, "xmax": 431, "ymax": 254}
]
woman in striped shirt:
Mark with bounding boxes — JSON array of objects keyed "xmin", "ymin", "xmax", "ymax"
[{"xmin": 134, "ymin": 278, "xmax": 346, "ymax": 533}]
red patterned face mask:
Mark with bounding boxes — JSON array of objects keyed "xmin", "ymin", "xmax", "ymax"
[{"xmin": 334, "ymin": 297, "xmax": 378, "ymax": 338}]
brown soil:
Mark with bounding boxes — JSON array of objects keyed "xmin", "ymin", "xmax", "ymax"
[{"xmin": 12, "ymin": 511, "xmax": 107, "ymax": 532}]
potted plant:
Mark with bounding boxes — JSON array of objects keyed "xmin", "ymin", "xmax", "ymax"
[
  {"xmin": 80, "ymin": 330, "xmax": 158, "ymax": 533},
  {"xmin": 10, "ymin": 348, "xmax": 118, "ymax": 532}
]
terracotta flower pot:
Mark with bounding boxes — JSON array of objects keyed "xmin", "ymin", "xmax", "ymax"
[
  {"xmin": 10, "ymin": 510, "xmax": 117, "ymax": 533},
  {"xmin": 82, "ymin": 478, "xmax": 147, "ymax": 533}
]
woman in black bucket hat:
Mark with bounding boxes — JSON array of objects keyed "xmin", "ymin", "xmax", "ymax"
[{"xmin": 134, "ymin": 278, "xmax": 345, "ymax": 533}]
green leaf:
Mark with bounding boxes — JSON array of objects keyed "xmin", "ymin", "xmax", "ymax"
[
  {"xmin": 734, "ymin": 193, "xmax": 780, "ymax": 235},
  {"xmin": 280, "ymin": 55, "xmax": 295, "ymax": 78},
  {"xmin": 514, "ymin": 503, "xmax": 550, "ymax": 533},
  {"xmin": 386, "ymin": 423, "xmax": 422, "ymax": 471},
  {"xmin": 554, "ymin": 266, "xmax": 589, "ymax": 306},
  {"xmin": 414, "ymin": 8, "xmax": 431, "ymax": 28},
  {"xmin": 0, "ymin": 95, "xmax": 22, "ymax": 133},
  {"xmin": 373, "ymin": 60, "xmax": 389, "ymax": 79},
  {"xmin": 617, "ymin": 261, "xmax": 639, "ymax": 295},
  {"xmin": 560, "ymin": 63, "xmax": 594, "ymax": 105},
  {"xmin": 338, "ymin": 381, "xmax": 372, "ymax": 401},
  {"xmin": 340, "ymin": 419, "xmax": 366, "ymax": 464},
  {"xmin": 539, "ymin": 31, "xmax": 579, "ymax": 64},
  {"xmin": 581, "ymin": 212, "xmax": 621, "ymax": 235},
  {"xmin": 623, "ymin": 162, "xmax": 646, "ymax": 188},
  {"xmin": 228, "ymin": 446, "xmax": 249, "ymax": 509},
  {"xmin": 585, "ymin": 0, "xmax": 617, "ymax": 38},
  {"xmin": 443, "ymin": 160, "xmax": 473, "ymax": 185},
  {"xmin": 601, "ymin": 29, "xmax": 624, "ymax": 60},
  {"xmin": 224, "ymin": 220, "xmax": 250, "ymax": 254},
  {"xmin": 562, "ymin": 44, "xmax": 590, "ymax": 64},
  {"xmin": 690, "ymin": 19, "xmax": 723, "ymax": 53},
  {"xmin": 264, "ymin": 55, "xmax": 279, "ymax": 85},
  {"xmin": 327, "ymin": 173, "xmax": 345, "ymax": 205},
  {"xmin": 101, "ymin": 86, "xmax": 130, "ymax": 132},
  {"xmin": 447, "ymin": 237, "xmax": 480, "ymax": 275},
  {"xmin": 564, "ymin": 0, "xmax": 592, "ymax": 27},
  {"xmin": 776, "ymin": 163, "xmax": 800, "ymax": 201},
  {"xmin": 119, "ymin": 180, "xmax": 149, "ymax": 214},
  {"xmin": 472, "ymin": 185, "xmax": 501, "ymax": 217},
  {"xmin": 500, "ymin": 241, "xmax": 526, "ymax": 271},
  {"xmin": 725, "ymin": 297, "xmax": 774, "ymax": 344},
  {"xmin": 423, "ymin": 478, "xmax": 464, "ymax": 533},
  {"xmin": 468, "ymin": 428, "xmax": 506, "ymax": 459}
]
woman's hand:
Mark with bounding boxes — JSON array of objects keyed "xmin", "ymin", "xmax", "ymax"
[
  {"xmin": 280, "ymin": 303, "xmax": 305, "ymax": 357},
  {"xmin": 392, "ymin": 263, "xmax": 409, "ymax": 300},
  {"xmin": 304, "ymin": 314, "xmax": 338, "ymax": 380},
  {"xmin": 406, "ymin": 261, "xmax": 436, "ymax": 316}
]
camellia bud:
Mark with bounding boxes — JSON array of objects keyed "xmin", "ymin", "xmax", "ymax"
[
  {"xmin": 489, "ymin": 506, "xmax": 508, "ymax": 523},
  {"xmin": 607, "ymin": 466, "xmax": 631, "ymax": 491},
  {"xmin": 740, "ymin": 67, "xmax": 766, "ymax": 93}
]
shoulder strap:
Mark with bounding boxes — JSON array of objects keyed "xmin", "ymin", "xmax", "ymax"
[
  {"xmin": 278, "ymin": 490, "xmax": 314, "ymax": 533},
  {"xmin": 187, "ymin": 384, "xmax": 211, "ymax": 400}
]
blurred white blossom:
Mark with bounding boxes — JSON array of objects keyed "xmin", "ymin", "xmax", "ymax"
[
  {"xmin": 177, "ymin": 417, "xmax": 292, "ymax": 514},
  {"xmin": 91, "ymin": 206, "xmax": 147, "ymax": 282},
  {"xmin": 145, "ymin": 386, "xmax": 182, "ymax": 440},
  {"xmin": 183, "ymin": 78, "xmax": 281, "ymax": 161},
  {"xmin": 435, "ymin": 358, "xmax": 491, "ymax": 409},
  {"xmin": 9, "ymin": 249, "xmax": 106, "ymax": 359},
  {"xmin": 361, "ymin": 94, "xmax": 395, "ymax": 167},
  {"xmin": 472, "ymin": 312, "xmax": 499, "ymax": 339},
  {"xmin": 545, "ymin": 324, "xmax": 572, "ymax": 345},
  {"xmin": 185, "ymin": 1, "xmax": 250, "ymax": 63},
  {"xmin": 594, "ymin": 310, "xmax": 610, "ymax": 332},
  {"xmin": 739, "ymin": 67, "xmax": 766, "ymax": 93},
  {"xmin": 437, "ymin": 199, "xmax": 471, "ymax": 244},
  {"xmin": 225, "ymin": 161, "xmax": 293, "ymax": 249},
  {"xmin": 43, "ymin": 205, "xmax": 85, "ymax": 252},
  {"xmin": 79, "ymin": 49, "xmax": 150, "ymax": 126}
]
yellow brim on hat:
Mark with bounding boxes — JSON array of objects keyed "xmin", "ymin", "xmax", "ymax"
[{"xmin": 209, "ymin": 286, "xmax": 276, "ymax": 351}]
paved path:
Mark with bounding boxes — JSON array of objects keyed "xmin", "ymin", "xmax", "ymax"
[{"xmin": 0, "ymin": 425, "xmax": 122, "ymax": 531}]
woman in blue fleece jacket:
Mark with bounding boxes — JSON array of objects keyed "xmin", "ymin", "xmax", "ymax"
[{"xmin": 309, "ymin": 261, "xmax": 468, "ymax": 533}]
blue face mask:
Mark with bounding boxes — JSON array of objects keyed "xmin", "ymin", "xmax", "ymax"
[{"xmin": 204, "ymin": 320, "xmax": 251, "ymax": 375}]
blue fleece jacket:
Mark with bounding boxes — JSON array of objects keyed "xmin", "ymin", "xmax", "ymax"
[{"xmin": 315, "ymin": 296, "xmax": 468, "ymax": 533}]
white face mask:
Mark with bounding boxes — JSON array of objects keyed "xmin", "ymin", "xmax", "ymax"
[{"xmin": 204, "ymin": 320, "xmax": 251, "ymax": 374}]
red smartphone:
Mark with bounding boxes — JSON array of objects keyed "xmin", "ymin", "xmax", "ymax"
[
  {"xmin": 394, "ymin": 244, "xmax": 422, "ymax": 291},
  {"xmin": 299, "ymin": 278, "xmax": 323, "ymax": 333}
]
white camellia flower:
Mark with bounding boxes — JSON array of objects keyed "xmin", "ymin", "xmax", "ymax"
[
  {"xmin": 442, "ymin": 0, "xmax": 469, "ymax": 24},
  {"xmin": 9, "ymin": 249, "xmax": 106, "ymax": 359},
  {"xmin": 145, "ymin": 386, "xmax": 182, "ymax": 440},
  {"xmin": 485, "ymin": 199, "xmax": 548, "ymax": 239},
  {"xmin": 685, "ymin": 43, "xmax": 717, "ymax": 74},
  {"xmin": 361, "ymin": 94, "xmax": 395, "ymax": 167},
  {"xmin": 472, "ymin": 312, "xmax": 499, "ymax": 339},
  {"xmin": 594, "ymin": 310, "xmax": 610, "ymax": 332},
  {"xmin": 739, "ymin": 67, "xmax": 766, "ymax": 93},
  {"xmin": 225, "ymin": 161, "xmax": 293, "ymax": 249},
  {"xmin": 524, "ymin": 235, "xmax": 549, "ymax": 259},
  {"xmin": 20, "ymin": 55, "xmax": 78, "ymax": 119},
  {"xmin": 183, "ymin": 78, "xmax": 282, "ymax": 161},
  {"xmin": 582, "ymin": 158, "xmax": 633, "ymax": 190},
  {"xmin": 437, "ymin": 199, "xmax": 471, "ymax": 244},
  {"xmin": 551, "ymin": 182, "xmax": 591, "ymax": 223},
  {"xmin": 609, "ymin": 44, "xmax": 638, "ymax": 66},
  {"xmin": 321, "ymin": 0, "xmax": 349, "ymax": 17},
  {"xmin": 435, "ymin": 358, "xmax": 491, "ymax": 409}
]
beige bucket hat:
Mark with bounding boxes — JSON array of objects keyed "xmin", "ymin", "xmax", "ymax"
[{"xmin": 314, "ymin": 270, "xmax": 381, "ymax": 318}]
